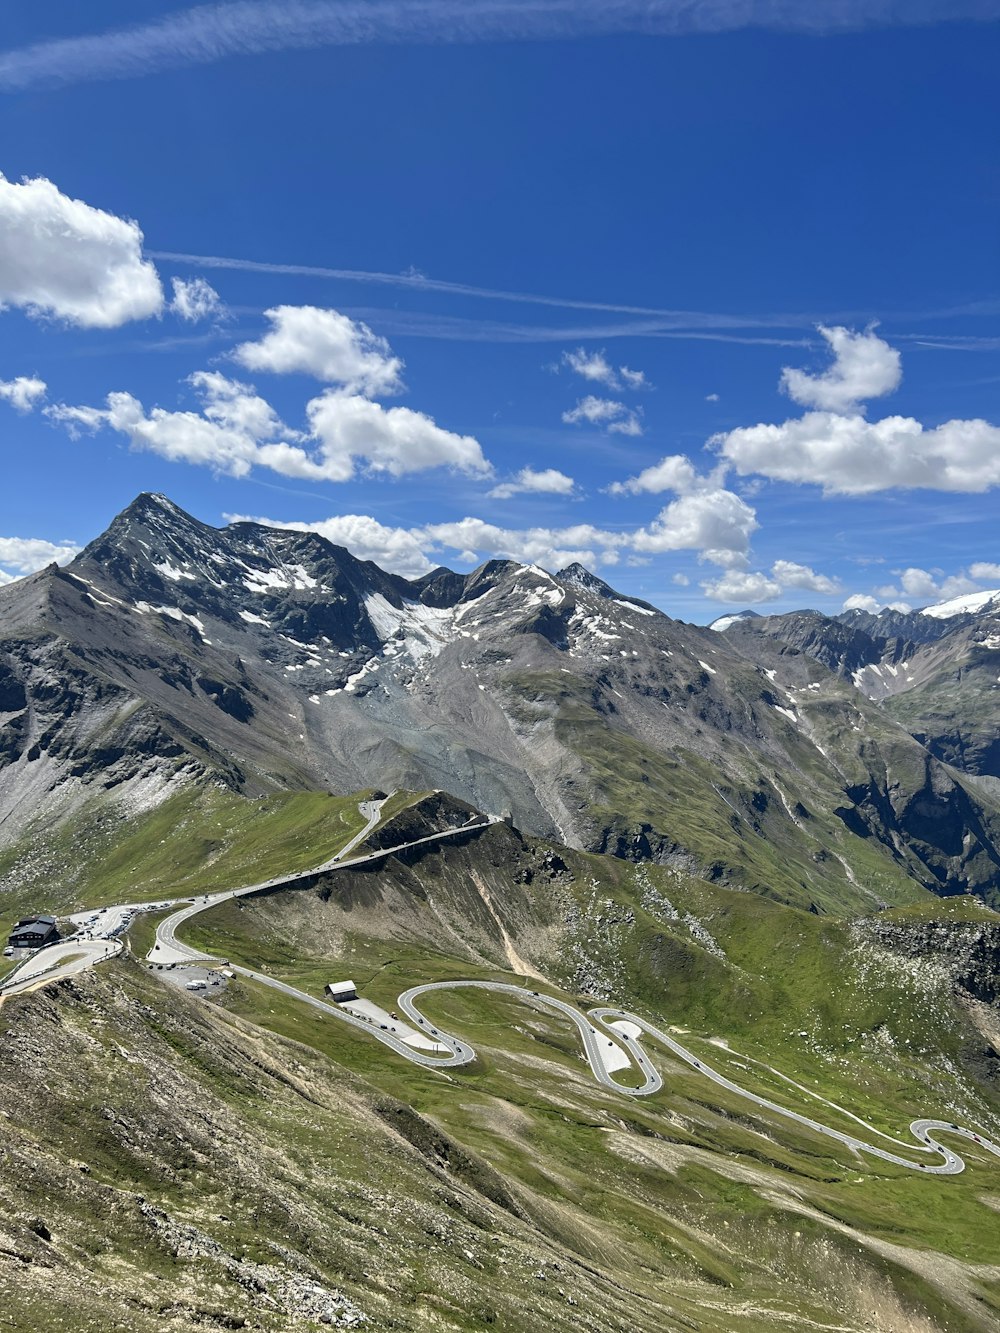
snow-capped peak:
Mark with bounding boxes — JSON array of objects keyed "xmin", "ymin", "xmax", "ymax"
[{"xmin": 920, "ymin": 589, "xmax": 1000, "ymax": 620}]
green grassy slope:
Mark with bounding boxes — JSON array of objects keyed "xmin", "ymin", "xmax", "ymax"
[
  {"xmin": 0, "ymin": 784, "xmax": 389, "ymax": 946},
  {"xmin": 167, "ymin": 824, "xmax": 1000, "ymax": 1330}
]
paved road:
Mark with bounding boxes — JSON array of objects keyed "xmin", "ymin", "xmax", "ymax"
[
  {"xmin": 5, "ymin": 797, "xmax": 997, "ymax": 1177},
  {"xmin": 585, "ymin": 1007, "xmax": 998, "ymax": 1177},
  {"xmin": 397, "ymin": 980, "xmax": 662, "ymax": 1095},
  {"xmin": 205, "ymin": 971, "xmax": 999, "ymax": 1175},
  {"xmin": 0, "ymin": 938, "xmax": 123, "ymax": 997},
  {"xmin": 150, "ymin": 795, "xmax": 396, "ymax": 965},
  {"xmin": 150, "ymin": 807, "xmax": 496, "ymax": 966}
]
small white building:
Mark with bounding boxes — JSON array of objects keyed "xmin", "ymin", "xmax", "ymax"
[{"xmin": 324, "ymin": 979, "xmax": 358, "ymax": 1003}]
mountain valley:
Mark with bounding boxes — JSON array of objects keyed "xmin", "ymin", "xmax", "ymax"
[{"xmin": 1, "ymin": 495, "xmax": 1000, "ymax": 1332}]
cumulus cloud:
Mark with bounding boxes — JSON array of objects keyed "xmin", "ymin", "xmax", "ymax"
[
  {"xmin": 233, "ymin": 305, "xmax": 403, "ymax": 396},
  {"xmin": 630, "ymin": 489, "xmax": 758, "ymax": 566},
  {"xmin": 170, "ymin": 275, "xmax": 225, "ymax": 322},
  {"xmin": 609, "ymin": 453, "xmax": 705, "ymax": 496},
  {"xmin": 872, "ymin": 567, "xmax": 978, "ymax": 605},
  {"xmin": 420, "ymin": 517, "xmax": 621, "ymax": 571},
  {"xmin": 560, "ymin": 347, "xmax": 649, "ymax": 391},
  {"xmin": 839, "ymin": 560, "xmax": 1000, "ymax": 613},
  {"xmin": 770, "ymin": 559, "xmax": 841, "ymax": 595},
  {"xmin": 843, "ymin": 593, "xmax": 881, "ymax": 613},
  {"xmin": 488, "ymin": 467, "xmax": 576, "ymax": 500},
  {"xmin": 0, "ymin": 375, "xmax": 46, "ymax": 412},
  {"xmin": 714, "ymin": 326, "xmax": 1000, "ymax": 496},
  {"xmin": 306, "ymin": 391, "xmax": 490, "ymax": 479},
  {"xmin": 781, "ymin": 325, "xmax": 901, "ymax": 414},
  {"xmin": 0, "ymin": 534, "xmax": 80, "ymax": 583},
  {"xmin": 226, "ymin": 482, "xmax": 764, "ymax": 582},
  {"xmin": 701, "ymin": 569, "xmax": 782, "ymax": 604},
  {"xmin": 716, "ymin": 410, "xmax": 1000, "ymax": 495},
  {"xmin": 48, "ymin": 373, "xmax": 489, "ymax": 483},
  {"xmin": 562, "ymin": 394, "xmax": 643, "ymax": 436},
  {"xmin": 0, "ymin": 173, "xmax": 162, "ymax": 327}
]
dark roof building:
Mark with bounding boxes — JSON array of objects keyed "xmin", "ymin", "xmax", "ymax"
[{"xmin": 8, "ymin": 915, "xmax": 58, "ymax": 949}]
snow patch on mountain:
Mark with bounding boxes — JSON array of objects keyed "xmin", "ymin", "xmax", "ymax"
[
  {"xmin": 364, "ymin": 593, "xmax": 455, "ymax": 661},
  {"xmin": 921, "ymin": 589, "xmax": 1000, "ymax": 619}
]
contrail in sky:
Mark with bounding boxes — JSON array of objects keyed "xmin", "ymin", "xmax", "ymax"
[
  {"xmin": 149, "ymin": 247, "xmax": 803, "ymax": 326},
  {"xmin": 1, "ymin": 1, "xmax": 998, "ymax": 92}
]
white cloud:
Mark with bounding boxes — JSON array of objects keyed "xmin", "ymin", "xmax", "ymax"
[
  {"xmin": 170, "ymin": 276, "xmax": 224, "ymax": 322},
  {"xmin": 843, "ymin": 593, "xmax": 881, "ymax": 613},
  {"xmin": 306, "ymin": 391, "xmax": 490, "ymax": 479},
  {"xmin": 419, "ymin": 517, "xmax": 621, "ymax": 571},
  {"xmin": 608, "ymin": 411, "xmax": 644, "ymax": 436},
  {"xmin": 0, "ymin": 173, "xmax": 162, "ymax": 327},
  {"xmin": 770, "ymin": 559, "xmax": 841, "ymax": 595},
  {"xmin": 1, "ymin": 3, "xmax": 973, "ymax": 95},
  {"xmin": 0, "ymin": 534, "xmax": 80, "ymax": 580},
  {"xmin": 48, "ymin": 371, "xmax": 488, "ymax": 484},
  {"xmin": 233, "ymin": 305, "xmax": 403, "ymax": 396},
  {"xmin": 562, "ymin": 348, "xmax": 619, "ymax": 388},
  {"xmin": 970, "ymin": 562, "xmax": 1000, "ymax": 581},
  {"xmin": 702, "ymin": 570, "xmax": 782, "ymax": 604},
  {"xmin": 560, "ymin": 347, "xmax": 649, "ymax": 392},
  {"xmin": 563, "ymin": 394, "xmax": 643, "ymax": 436},
  {"xmin": 705, "ymin": 392, "xmax": 720, "ymax": 402},
  {"xmin": 619, "ymin": 366, "xmax": 648, "ymax": 390},
  {"xmin": 716, "ymin": 410, "xmax": 1000, "ymax": 495},
  {"xmin": 226, "ymin": 512, "xmax": 435, "ymax": 579},
  {"xmin": 563, "ymin": 395, "xmax": 625, "ymax": 425},
  {"xmin": 0, "ymin": 375, "xmax": 46, "ymax": 413},
  {"xmin": 630, "ymin": 489, "xmax": 758, "ymax": 566},
  {"xmin": 780, "ymin": 325, "xmax": 901, "ymax": 413},
  {"xmin": 671, "ymin": 572, "xmax": 690, "ymax": 586},
  {"xmin": 609, "ymin": 453, "xmax": 700, "ymax": 496},
  {"xmin": 227, "ymin": 484, "xmax": 761, "ymax": 581},
  {"xmin": 488, "ymin": 467, "xmax": 576, "ymax": 500},
  {"xmin": 872, "ymin": 568, "xmax": 978, "ymax": 604},
  {"xmin": 45, "ymin": 402, "xmax": 110, "ymax": 436}
]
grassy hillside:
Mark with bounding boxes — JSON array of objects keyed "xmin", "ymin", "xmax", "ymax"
[
  {"xmin": 0, "ymin": 783, "xmax": 397, "ymax": 944},
  {"xmin": 160, "ymin": 824, "xmax": 1000, "ymax": 1330},
  {"xmin": 4, "ymin": 800, "xmax": 1000, "ymax": 1329}
]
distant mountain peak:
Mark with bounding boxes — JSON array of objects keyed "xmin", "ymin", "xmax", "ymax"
[
  {"xmin": 919, "ymin": 588, "xmax": 1000, "ymax": 620},
  {"xmin": 709, "ymin": 610, "xmax": 760, "ymax": 633}
]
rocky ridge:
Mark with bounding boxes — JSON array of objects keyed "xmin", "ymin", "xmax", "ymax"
[{"xmin": 4, "ymin": 494, "xmax": 1000, "ymax": 908}]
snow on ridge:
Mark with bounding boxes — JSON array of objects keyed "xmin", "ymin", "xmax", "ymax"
[
  {"xmin": 921, "ymin": 588, "xmax": 1000, "ymax": 619},
  {"xmin": 364, "ymin": 593, "xmax": 455, "ymax": 661},
  {"xmin": 154, "ymin": 561, "xmax": 196, "ymax": 583},
  {"xmin": 242, "ymin": 563, "xmax": 320, "ymax": 594},
  {"xmin": 134, "ymin": 602, "xmax": 208, "ymax": 639},
  {"xmin": 614, "ymin": 598, "xmax": 656, "ymax": 616},
  {"xmin": 710, "ymin": 614, "xmax": 750, "ymax": 633}
]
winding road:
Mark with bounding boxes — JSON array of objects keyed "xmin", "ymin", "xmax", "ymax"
[{"xmin": 3, "ymin": 797, "xmax": 998, "ymax": 1177}]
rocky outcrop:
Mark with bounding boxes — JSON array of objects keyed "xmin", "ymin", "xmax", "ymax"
[{"xmin": 855, "ymin": 917, "xmax": 1000, "ymax": 1006}]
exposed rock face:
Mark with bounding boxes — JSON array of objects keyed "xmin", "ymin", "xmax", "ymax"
[
  {"xmin": 855, "ymin": 916, "xmax": 1000, "ymax": 1006},
  {"xmin": 722, "ymin": 601, "xmax": 1000, "ymax": 785},
  {"xmin": 5, "ymin": 492, "xmax": 1000, "ymax": 908}
]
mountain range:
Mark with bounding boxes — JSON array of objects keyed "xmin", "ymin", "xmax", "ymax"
[{"xmin": 3, "ymin": 492, "xmax": 1000, "ymax": 913}]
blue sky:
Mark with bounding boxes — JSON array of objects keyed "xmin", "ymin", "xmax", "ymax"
[{"xmin": 2, "ymin": 2, "xmax": 1000, "ymax": 621}]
